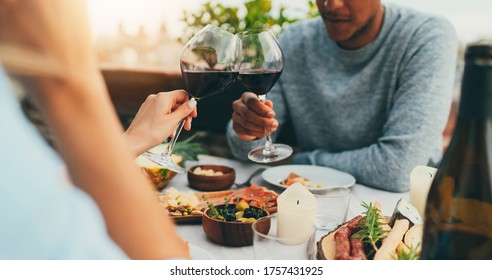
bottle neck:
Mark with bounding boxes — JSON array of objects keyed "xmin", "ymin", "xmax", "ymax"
[
  {"xmin": 458, "ymin": 61, "xmax": 492, "ymax": 119},
  {"xmin": 447, "ymin": 60, "xmax": 492, "ymax": 163}
]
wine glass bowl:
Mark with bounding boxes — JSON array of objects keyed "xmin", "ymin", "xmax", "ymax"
[
  {"xmin": 237, "ymin": 29, "xmax": 292, "ymax": 163},
  {"xmin": 181, "ymin": 25, "xmax": 242, "ymax": 100},
  {"xmin": 142, "ymin": 25, "xmax": 241, "ymax": 173}
]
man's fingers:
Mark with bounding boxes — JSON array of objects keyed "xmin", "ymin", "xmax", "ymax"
[
  {"xmin": 241, "ymin": 92, "xmax": 275, "ymax": 118},
  {"xmin": 233, "ymin": 105, "xmax": 278, "ymax": 130},
  {"xmin": 231, "ymin": 108, "xmax": 279, "ymax": 139},
  {"xmin": 233, "ymin": 122, "xmax": 266, "ymax": 140},
  {"xmin": 232, "ymin": 112, "xmax": 267, "ymax": 134},
  {"xmin": 233, "ymin": 100, "xmax": 275, "ymax": 128}
]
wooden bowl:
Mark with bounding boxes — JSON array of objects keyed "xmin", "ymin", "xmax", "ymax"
[
  {"xmin": 187, "ymin": 165, "xmax": 235, "ymax": 191},
  {"xmin": 202, "ymin": 204, "xmax": 270, "ymax": 247}
]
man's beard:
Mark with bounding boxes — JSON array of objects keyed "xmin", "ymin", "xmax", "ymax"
[{"xmin": 343, "ymin": 11, "xmax": 378, "ymax": 44}]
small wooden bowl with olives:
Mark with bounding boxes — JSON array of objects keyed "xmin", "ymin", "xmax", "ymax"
[{"xmin": 202, "ymin": 201, "xmax": 270, "ymax": 247}]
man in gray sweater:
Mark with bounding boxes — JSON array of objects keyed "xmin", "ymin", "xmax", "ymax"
[{"xmin": 227, "ymin": 0, "xmax": 458, "ymax": 192}]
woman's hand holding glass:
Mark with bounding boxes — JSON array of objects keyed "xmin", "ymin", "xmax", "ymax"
[
  {"xmin": 124, "ymin": 90, "xmax": 197, "ymax": 157},
  {"xmin": 141, "ymin": 24, "xmax": 241, "ymax": 173}
]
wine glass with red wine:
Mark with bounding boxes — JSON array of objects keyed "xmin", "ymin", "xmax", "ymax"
[
  {"xmin": 142, "ymin": 25, "xmax": 241, "ymax": 173},
  {"xmin": 237, "ymin": 29, "xmax": 292, "ymax": 163}
]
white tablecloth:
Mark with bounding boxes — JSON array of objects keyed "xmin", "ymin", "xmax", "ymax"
[{"xmin": 165, "ymin": 155, "xmax": 408, "ymax": 260}]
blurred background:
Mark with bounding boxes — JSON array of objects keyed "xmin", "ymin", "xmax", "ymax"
[
  {"xmin": 80, "ymin": 0, "xmax": 491, "ymax": 156},
  {"xmin": 88, "ymin": 0, "xmax": 492, "ymax": 70}
]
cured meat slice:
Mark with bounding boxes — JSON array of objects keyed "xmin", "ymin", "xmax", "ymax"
[
  {"xmin": 349, "ymin": 237, "xmax": 367, "ymax": 260},
  {"xmin": 334, "ymin": 226, "xmax": 351, "ymax": 260},
  {"xmin": 199, "ymin": 184, "xmax": 278, "ymax": 213}
]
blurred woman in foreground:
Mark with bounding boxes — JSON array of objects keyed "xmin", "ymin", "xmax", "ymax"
[{"xmin": 0, "ymin": 0, "xmax": 194, "ymax": 259}]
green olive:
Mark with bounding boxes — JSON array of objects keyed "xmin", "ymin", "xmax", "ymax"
[
  {"xmin": 235, "ymin": 211, "xmax": 244, "ymax": 220},
  {"xmin": 245, "ymin": 218, "xmax": 256, "ymax": 223},
  {"xmin": 235, "ymin": 201, "xmax": 250, "ymax": 211}
]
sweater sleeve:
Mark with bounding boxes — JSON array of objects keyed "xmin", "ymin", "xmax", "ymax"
[{"xmin": 293, "ymin": 17, "xmax": 458, "ymax": 192}]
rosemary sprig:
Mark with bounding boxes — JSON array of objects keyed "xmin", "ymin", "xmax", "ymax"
[
  {"xmin": 397, "ymin": 243, "xmax": 420, "ymax": 260},
  {"xmin": 201, "ymin": 195, "xmax": 232, "ymax": 221},
  {"xmin": 172, "ymin": 133, "xmax": 208, "ymax": 162},
  {"xmin": 202, "ymin": 195, "xmax": 223, "ymax": 220},
  {"xmin": 354, "ymin": 202, "xmax": 386, "ymax": 256},
  {"xmin": 257, "ymin": 195, "xmax": 273, "ymax": 218}
]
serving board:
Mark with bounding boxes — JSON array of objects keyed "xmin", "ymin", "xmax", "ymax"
[{"xmin": 162, "ymin": 185, "xmax": 278, "ymax": 224}]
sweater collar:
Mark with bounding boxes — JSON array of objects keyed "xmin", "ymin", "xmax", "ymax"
[{"xmin": 319, "ymin": 4, "xmax": 397, "ymax": 66}]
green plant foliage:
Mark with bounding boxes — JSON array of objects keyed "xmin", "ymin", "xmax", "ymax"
[
  {"xmin": 180, "ymin": 0, "xmax": 318, "ymax": 43},
  {"xmin": 172, "ymin": 133, "xmax": 208, "ymax": 162},
  {"xmin": 307, "ymin": 0, "xmax": 320, "ymax": 18},
  {"xmin": 396, "ymin": 244, "xmax": 420, "ymax": 260},
  {"xmin": 353, "ymin": 202, "xmax": 387, "ymax": 258}
]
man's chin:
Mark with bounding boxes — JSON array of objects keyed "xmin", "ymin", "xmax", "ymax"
[{"xmin": 325, "ymin": 28, "xmax": 352, "ymax": 43}]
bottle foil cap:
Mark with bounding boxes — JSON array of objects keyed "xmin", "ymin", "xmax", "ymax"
[{"xmin": 465, "ymin": 41, "xmax": 492, "ymax": 61}]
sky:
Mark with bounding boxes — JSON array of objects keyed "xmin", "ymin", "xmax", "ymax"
[{"xmin": 87, "ymin": 0, "xmax": 492, "ymax": 43}]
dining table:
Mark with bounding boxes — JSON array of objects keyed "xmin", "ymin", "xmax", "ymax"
[{"xmin": 164, "ymin": 154, "xmax": 409, "ymax": 260}]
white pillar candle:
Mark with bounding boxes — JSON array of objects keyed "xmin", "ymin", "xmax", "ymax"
[
  {"xmin": 276, "ymin": 183, "xmax": 317, "ymax": 245},
  {"xmin": 409, "ymin": 165, "xmax": 437, "ymax": 219}
]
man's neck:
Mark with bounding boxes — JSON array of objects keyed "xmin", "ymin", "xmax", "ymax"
[{"xmin": 339, "ymin": 5, "xmax": 385, "ymax": 50}]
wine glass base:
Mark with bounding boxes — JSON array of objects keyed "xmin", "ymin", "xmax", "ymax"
[
  {"xmin": 248, "ymin": 144, "xmax": 293, "ymax": 164},
  {"xmin": 142, "ymin": 151, "xmax": 185, "ymax": 173}
]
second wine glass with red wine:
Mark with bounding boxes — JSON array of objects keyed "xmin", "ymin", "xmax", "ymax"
[
  {"xmin": 142, "ymin": 25, "xmax": 241, "ymax": 173},
  {"xmin": 237, "ymin": 29, "xmax": 292, "ymax": 163}
]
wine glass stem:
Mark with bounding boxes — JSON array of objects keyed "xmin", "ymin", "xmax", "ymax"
[
  {"xmin": 164, "ymin": 97, "xmax": 196, "ymax": 156},
  {"xmin": 164, "ymin": 119, "xmax": 185, "ymax": 157},
  {"xmin": 259, "ymin": 94, "xmax": 275, "ymax": 154},
  {"xmin": 264, "ymin": 134, "xmax": 275, "ymax": 153}
]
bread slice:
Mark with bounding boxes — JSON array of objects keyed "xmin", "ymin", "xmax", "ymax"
[{"xmin": 316, "ymin": 224, "xmax": 346, "ymax": 260}]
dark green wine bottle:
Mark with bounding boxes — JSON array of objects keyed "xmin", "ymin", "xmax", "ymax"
[{"xmin": 421, "ymin": 41, "xmax": 492, "ymax": 260}]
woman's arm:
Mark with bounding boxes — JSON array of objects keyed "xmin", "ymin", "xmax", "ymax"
[{"xmin": 1, "ymin": 0, "xmax": 194, "ymax": 259}]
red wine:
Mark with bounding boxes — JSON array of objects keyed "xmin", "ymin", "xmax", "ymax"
[
  {"xmin": 421, "ymin": 42, "xmax": 492, "ymax": 260},
  {"xmin": 182, "ymin": 70, "xmax": 238, "ymax": 100},
  {"xmin": 237, "ymin": 69, "xmax": 282, "ymax": 96}
]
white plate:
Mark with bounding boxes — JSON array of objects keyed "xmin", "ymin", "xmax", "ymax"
[
  {"xmin": 189, "ymin": 244, "xmax": 215, "ymax": 260},
  {"xmin": 261, "ymin": 165, "xmax": 356, "ymax": 192}
]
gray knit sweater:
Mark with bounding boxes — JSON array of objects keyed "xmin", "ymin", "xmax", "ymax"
[{"xmin": 227, "ymin": 4, "xmax": 458, "ymax": 192}]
